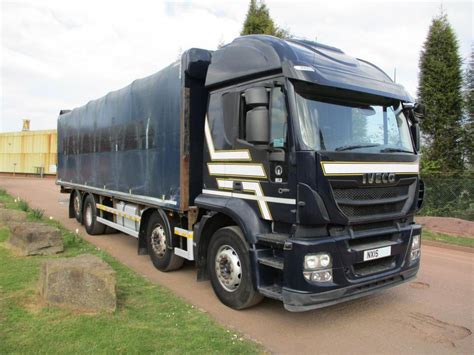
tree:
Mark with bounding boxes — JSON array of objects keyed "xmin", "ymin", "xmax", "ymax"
[
  {"xmin": 417, "ymin": 11, "xmax": 464, "ymax": 173},
  {"xmin": 240, "ymin": 0, "xmax": 290, "ymax": 38},
  {"xmin": 462, "ymin": 45, "xmax": 474, "ymax": 170}
]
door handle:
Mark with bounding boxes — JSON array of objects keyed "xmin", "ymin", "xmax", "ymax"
[{"xmin": 233, "ymin": 181, "xmax": 243, "ymax": 192}]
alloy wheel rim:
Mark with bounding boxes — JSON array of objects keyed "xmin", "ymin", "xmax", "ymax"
[
  {"xmin": 215, "ymin": 245, "xmax": 242, "ymax": 292},
  {"xmin": 151, "ymin": 224, "xmax": 167, "ymax": 258}
]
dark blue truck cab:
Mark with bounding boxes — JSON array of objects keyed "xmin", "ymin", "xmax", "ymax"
[{"xmin": 58, "ymin": 35, "xmax": 424, "ymax": 311}]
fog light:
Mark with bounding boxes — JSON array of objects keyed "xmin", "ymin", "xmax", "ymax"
[
  {"xmin": 312, "ymin": 270, "xmax": 333, "ymax": 282},
  {"xmin": 303, "ymin": 270, "xmax": 333, "ymax": 282},
  {"xmin": 410, "ymin": 249, "xmax": 421, "ymax": 260},
  {"xmin": 304, "ymin": 253, "xmax": 332, "ymax": 270}
]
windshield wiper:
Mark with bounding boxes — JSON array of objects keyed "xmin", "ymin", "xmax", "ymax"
[
  {"xmin": 335, "ymin": 144, "xmax": 380, "ymax": 151},
  {"xmin": 380, "ymin": 147, "xmax": 413, "ymax": 153}
]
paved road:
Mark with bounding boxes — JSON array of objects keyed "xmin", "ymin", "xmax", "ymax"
[{"xmin": 1, "ymin": 176, "xmax": 473, "ymax": 354}]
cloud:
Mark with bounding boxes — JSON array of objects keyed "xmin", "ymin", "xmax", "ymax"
[{"xmin": 1, "ymin": 0, "xmax": 472, "ymax": 132}]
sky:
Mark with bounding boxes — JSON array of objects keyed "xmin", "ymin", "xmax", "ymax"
[{"xmin": 1, "ymin": 0, "xmax": 472, "ymax": 132}]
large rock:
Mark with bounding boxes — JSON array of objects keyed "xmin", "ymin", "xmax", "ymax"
[
  {"xmin": 39, "ymin": 254, "xmax": 117, "ymax": 313},
  {"xmin": 0, "ymin": 208, "xmax": 27, "ymax": 226},
  {"xmin": 8, "ymin": 222, "xmax": 64, "ymax": 256}
]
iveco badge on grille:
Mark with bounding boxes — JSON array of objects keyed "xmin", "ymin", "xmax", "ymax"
[{"xmin": 362, "ymin": 172, "xmax": 396, "ymax": 184}]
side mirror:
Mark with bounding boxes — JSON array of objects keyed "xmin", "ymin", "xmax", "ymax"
[
  {"xmin": 246, "ymin": 107, "xmax": 269, "ymax": 145},
  {"xmin": 413, "ymin": 103, "xmax": 425, "ymax": 121},
  {"xmin": 245, "ymin": 87, "xmax": 268, "ymax": 107}
]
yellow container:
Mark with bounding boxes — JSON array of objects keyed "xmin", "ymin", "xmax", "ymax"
[{"xmin": 0, "ymin": 129, "xmax": 57, "ymax": 174}]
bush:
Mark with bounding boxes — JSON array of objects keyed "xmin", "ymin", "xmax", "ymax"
[{"xmin": 419, "ymin": 172, "xmax": 474, "ymax": 221}]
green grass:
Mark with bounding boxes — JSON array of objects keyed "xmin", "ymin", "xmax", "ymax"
[
  {"xmin": 422, "ymin": 229, "xmax": 474, "ymax": 248},
  {"xmin": 0, "ymin": 190, "xmax": 261, "ymax": 354},
  {"xmin": 17, "ymin": 199, "xmax": 29, "ymax": 212},
  {"xmin": 30, "ymin": 208, "xmax": 44, "ymax": 220}
]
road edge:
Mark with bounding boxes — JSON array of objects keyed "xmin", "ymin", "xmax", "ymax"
[{"xmin": 422, "ymin": 240, "xmax": 473, "ymax": 254}]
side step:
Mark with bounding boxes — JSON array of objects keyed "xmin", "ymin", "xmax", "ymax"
[
  {"xmin": 256, "ymin": 233, "xmax": 290, "ymax": 246},
  {"xmin": 258, "ymin": 256, "xmax": 284, "ymax": 270},
  {"xmin": 258, "ymin": 284, "xmax": 283, "ymax": 301}
]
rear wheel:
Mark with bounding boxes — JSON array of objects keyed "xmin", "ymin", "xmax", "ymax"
[
  {"xmin": 83, "ymin": 194, "xmax": 106, "ymax": 235},
  {"xmin": 208, "ymin": 226, "xmax": 263, "ymax": 310},
  {"xmin": 146, "ymin": 212, "xmax": 184, "ymax": 271},
  {"xmin": 72, "ymin": 190, "xmax": 82, "ymax": 223}
]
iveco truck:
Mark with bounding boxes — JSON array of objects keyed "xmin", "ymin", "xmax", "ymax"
[{"xmin": 57, "ymin": 35, "xmax": 425, "ymax": 311}]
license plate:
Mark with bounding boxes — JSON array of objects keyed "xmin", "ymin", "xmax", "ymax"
[{"xmin": 363, "ymin": 246, "xmax": 391, "ymax": 261}]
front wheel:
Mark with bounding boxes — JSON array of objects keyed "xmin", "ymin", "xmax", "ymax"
[{"xmin": 208, "ymin": 226, "xmax": 263, "ymax": 310}]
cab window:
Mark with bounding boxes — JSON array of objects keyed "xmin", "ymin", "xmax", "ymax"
[{"xmin": 270, "ymin": 87, "xmax": 287, "ymax": 148}]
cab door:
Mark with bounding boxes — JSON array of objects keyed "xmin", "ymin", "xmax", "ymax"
[{"xmin": 203, "ymin": 79, "xmax": 296, "ymax": 223}]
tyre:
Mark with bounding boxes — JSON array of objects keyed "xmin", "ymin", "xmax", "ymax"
[
  {"xmin": 72, "ymin": 190, "xmax": 82, "ymax": 223},
  {"xmin": 145, "ymin": 211, "xmax": 184, "ymax": 272},
  {"xmin": 208, "ymin": 226, "xmax": 263, "ymax": 310},
  {"xmin": 83, "ymin": 194, "xmax": 106, "ymax": 235}
]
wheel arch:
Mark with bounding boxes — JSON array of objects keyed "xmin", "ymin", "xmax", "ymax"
[{"xmin": 193, "ymin": 194, "xmax": 271, "ymax": 281}]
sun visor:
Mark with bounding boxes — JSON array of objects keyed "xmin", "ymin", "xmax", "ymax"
[
  {"xmin": 282, "ymin": 60, "xmax": 411, "ymax": 102},
  {"xmin": 206, "ymin": 35, "xmax": 411, "ymax": 102}
]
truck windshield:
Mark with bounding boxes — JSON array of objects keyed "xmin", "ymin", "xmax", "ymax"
[{"xmin": 295, "ymin": 89, "xmax": 414, "ymax": 153}]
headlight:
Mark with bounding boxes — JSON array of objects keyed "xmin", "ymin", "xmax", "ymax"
[
  {"xmin": 412, "ymin": 234, "xmax": 420, "ymax": 250},
  {"xmin": 304, "ymin": 253, "xmax": 332, "ymax": 270},
  {"xmin": 304, "ymin": 253, "xmax": 333, "ymax": 283},
  {"xmin": 409, "ymin": 233, "xmax": 421, "ymax": 263}
]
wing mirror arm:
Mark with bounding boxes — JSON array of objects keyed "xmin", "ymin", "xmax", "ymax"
[{"xmin": 402, "ymin": 102, "xmax": 424, "ymax": 152}]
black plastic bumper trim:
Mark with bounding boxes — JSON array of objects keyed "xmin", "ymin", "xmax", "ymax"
[{"xmin": 282, "ymin": 267, "xmax": 418, "ymax": 312}]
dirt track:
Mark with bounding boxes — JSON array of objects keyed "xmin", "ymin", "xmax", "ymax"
[
  {"xmin": 1, "ymin": 176, "xmax": 473, "ymax": 354},
  {"xmin": 416, "ymin": 216, "xmax": 474, "ymax": 238}
]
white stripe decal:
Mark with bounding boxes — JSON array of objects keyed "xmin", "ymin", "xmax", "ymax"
[
  {"xmin": 203, "ymin": 189, "xmax": 296, "ymax": 205},
  {"xmin": 208, "ymin": 164, "xmax": 266, "ymax": 178},
  {"xmin": 205, "ymin": 117, "xmax": 251, "ymax": 161},
  {"xmin": 241, "ymin": 181, "xmax": 271, "ymax": 220},
  {"xmin": 216, "ymin": 179, "xmax": 234, "ymax": 189},
  {"xmin": 321, "ymin": 162, "xmax": 419, "ymax": 175}
]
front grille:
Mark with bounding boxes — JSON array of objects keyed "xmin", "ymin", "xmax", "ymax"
[
  {"xmin": 347, "ymin": 234, "xmax": 394, "ymax": 248},
  {"xmin": 353, "ymin": 256, "xmax": 396, "ymax": 277},
  {"xmin": 351, "ymin": 221, "xmax": 395, "ymax": 232},
  {"xmin": 331, "ymin": 184, "xmax": 414, "ymax": 220},
  {"xmin": 333, "ymin": 185, "xmax": 409, "ymax": 201},
  {"xmin": 340, "ymin": 201, "xmax": 406, "ymax": 217}
]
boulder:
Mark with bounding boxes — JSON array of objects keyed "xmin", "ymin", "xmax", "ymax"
[
  {"xmin": 0, "ymin": 208, "xmax": 27, "ymax": 226},
  {"xmin": 39, "ymin": 254, "xmax": 117, "ymax": 313},
  {"xmin": 8, "ymin": 222, "xmax": 63, "ymax": 256}
]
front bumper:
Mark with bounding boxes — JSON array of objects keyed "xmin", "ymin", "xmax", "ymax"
[
  {"xmin": 276, "ymin": 223, "xmax": 422, "ymax": 311},
  {"xmin": 283, "ymin": 266, "xmax": 418, "ymax": 312}
]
